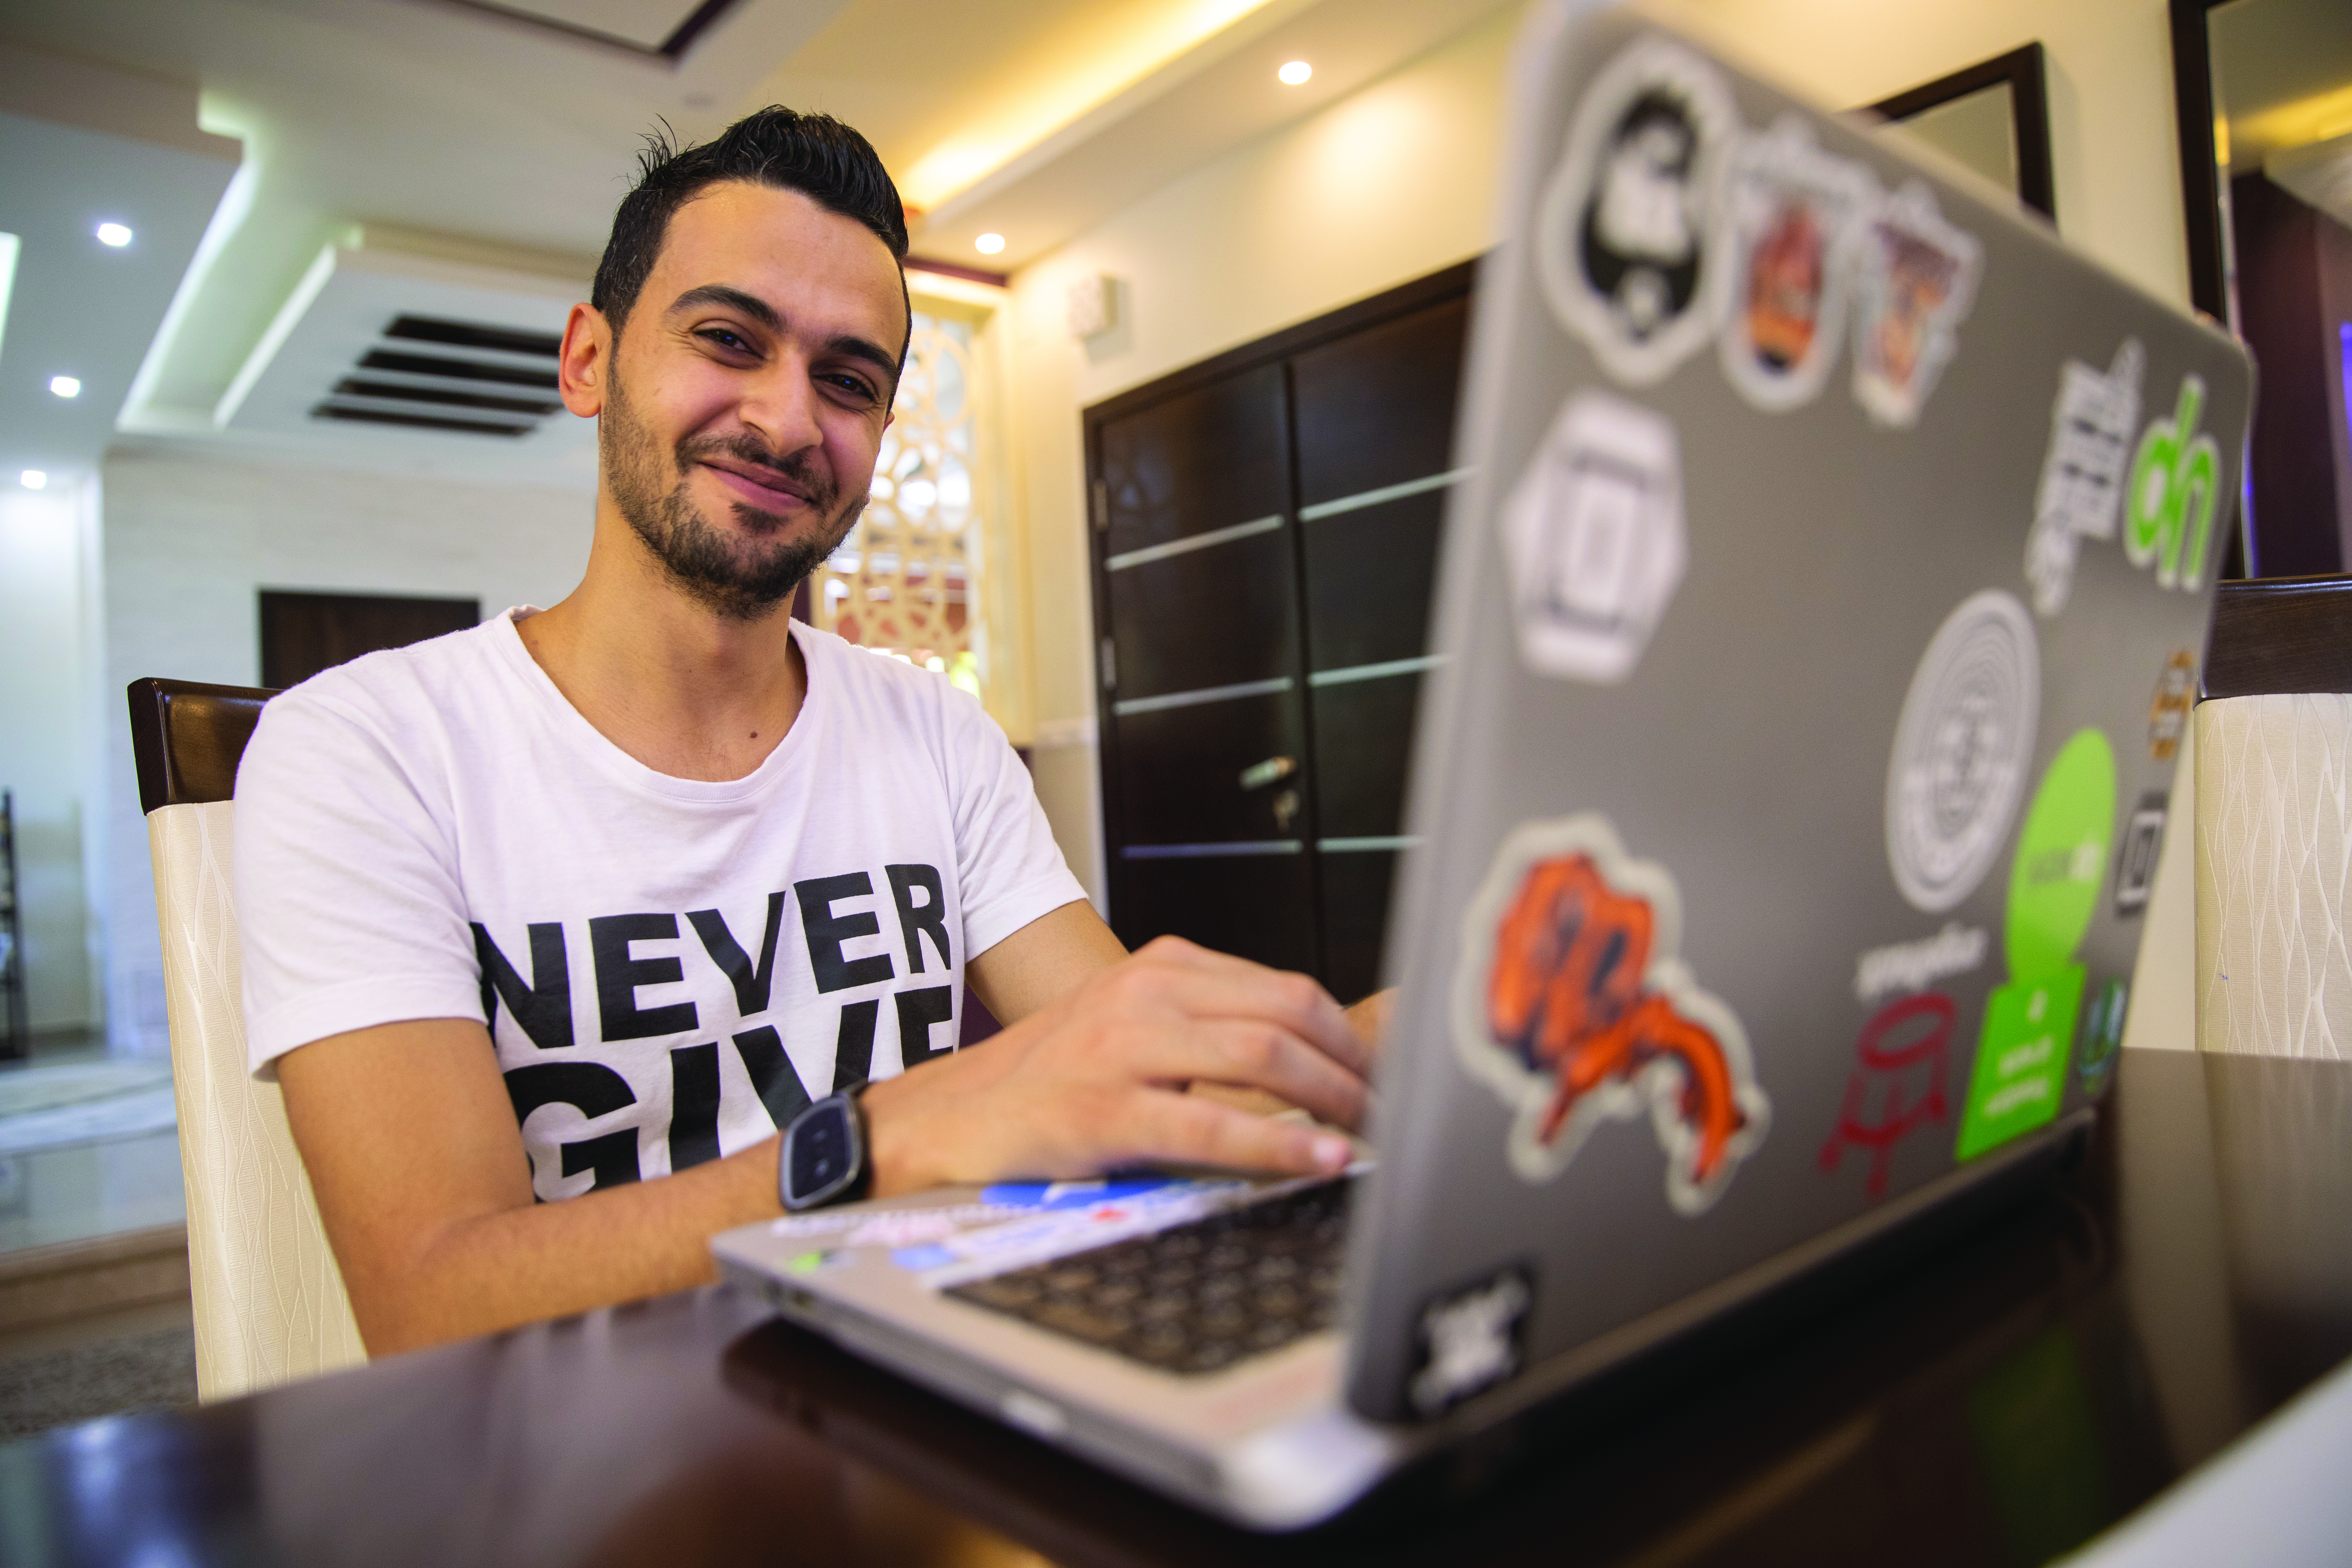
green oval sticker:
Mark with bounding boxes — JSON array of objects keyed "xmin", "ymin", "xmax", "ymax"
[{"xmin": 2004, "ymin": 729, "xmax": 2116, "ymax": 980}]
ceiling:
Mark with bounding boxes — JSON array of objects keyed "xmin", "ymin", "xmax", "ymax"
[{"xmin": 0, "ymin": 0, "xmax": 1504, "ymax": 486}]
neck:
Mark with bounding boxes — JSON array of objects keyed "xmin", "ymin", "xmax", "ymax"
[{"xmin": 518, "ymin": 495, "xmax": 809, "ymax": 783}]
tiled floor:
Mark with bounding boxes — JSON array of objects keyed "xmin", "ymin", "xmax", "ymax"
[{"xmin": 0, "ymin": 1033, "xmax": 188, "ymax": 1256}]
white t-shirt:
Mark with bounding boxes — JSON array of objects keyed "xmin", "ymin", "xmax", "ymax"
[{"xmin": 234, "ymin": 609, "xmax": 1086, "ymax": 1201}]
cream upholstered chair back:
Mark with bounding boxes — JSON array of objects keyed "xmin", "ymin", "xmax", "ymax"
[
  {"xmin": 133, "ymin": 679, "xmax": 366, "ymax": 1398},
  {"xmin": 2194, "ymin": 578, "xmax": 2352, "ymax": 1061}
]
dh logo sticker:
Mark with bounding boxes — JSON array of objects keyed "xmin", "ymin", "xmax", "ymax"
[
  {"xmin": 1536, "ymin": 35, "xmax": 1740, "ymax": 386},
  {"xmin": 1453, "ymin": 814, "xmax": 1769, "ymax": 1215},
  {"xmin": 2125, "ymin": 374, "xmax": 2224, "ymax": 591}
]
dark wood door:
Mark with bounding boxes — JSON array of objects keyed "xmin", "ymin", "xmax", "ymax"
[
  {"xmin": 1093, "ymin": 366, "xmax": 1318, "ymax": 973},
  {"xmin": 260, "ymin": 590, "xmax": 481, "ymax": 689},
  {"xmin": 1086, "ymin": 265, "xmax": 1474, "ymax": 996},
  {"xmin": 1292, "ymin": 294, "xmax": 1471, "ymax": 1001}
]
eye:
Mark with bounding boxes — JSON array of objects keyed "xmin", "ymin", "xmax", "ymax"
[
  {"xmin": 696, "ymin": 326, "xmax": 754, "ymax": 355},
  {"xmin": 823, "ymin": 372, "xmax": 880, "ymax": 405}
]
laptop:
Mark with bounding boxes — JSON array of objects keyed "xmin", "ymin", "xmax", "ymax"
[{"xmin": 713, "ymin": 0, "xmax": 2251, "ymax": 1529}]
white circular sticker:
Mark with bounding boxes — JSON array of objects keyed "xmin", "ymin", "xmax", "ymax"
[
  {"xmin": 1535, "ymin": 35, "xmax": 1741, "ymax": 387},
  {"xmin": 1885, "ymin": 590, "xmax": 2041, "ymax": 913}
]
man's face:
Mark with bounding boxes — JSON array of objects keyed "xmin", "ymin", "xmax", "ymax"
[{"xmin": 572, "ymin": 181, "xmax": 907, "ymax": 621}]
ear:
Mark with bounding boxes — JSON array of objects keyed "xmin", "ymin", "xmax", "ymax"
[{"xmin": 558, "ymin": 302, "xmax": 611, "ymax": 418}]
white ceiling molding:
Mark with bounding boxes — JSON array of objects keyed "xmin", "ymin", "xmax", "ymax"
[
  {"xmin": 216, "ymin": 233, "xmax": 592, "ymax": 464},
  {"xmin": 0, "ymin": 47, "xmax": 239, "ymax": 483},
  {"xmin": 913, "ymin": 0, "xmax": 1520, "ymax": 270}
]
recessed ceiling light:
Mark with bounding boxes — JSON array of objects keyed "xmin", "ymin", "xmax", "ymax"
[
  {"xmin": 975, "ymin": 233, "xmax": 1006, "ymax": 255},
  {"xmin": 49, "ymin": 375, "xmax": 81, "ymax": 398},
  {"xmin": 20, "ymin": 470, "xmax": 47, "ymax": 490},
  {"xmin": 96, "ymin": 222, "xmax": 132, "ymax": 247},
  {"xmin": 1279, "ymin": 60, "xmax": 1312, "ymax": 85}
]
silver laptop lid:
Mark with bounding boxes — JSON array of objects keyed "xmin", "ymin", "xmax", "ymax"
[{"xmin": 1345, "ymin": 0, "xmax": 2249, "ymax": 1422}]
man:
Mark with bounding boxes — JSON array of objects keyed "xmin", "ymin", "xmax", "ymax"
[{"xmin": 236, "ymin": 110, "xmax": 1382, "ymax": 1357}]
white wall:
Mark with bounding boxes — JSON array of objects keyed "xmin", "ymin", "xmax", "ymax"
[
  {"xmin": 0, "ymin": 480, "xmax": 101, "ymax": 1032},
  {"xmin": 100, "ymin": 446, "xmax": 592, "ymax": 1054},
  {"xmin": 1002, "ymin": 0, "xmax": 2206, "ymax": 1046}
]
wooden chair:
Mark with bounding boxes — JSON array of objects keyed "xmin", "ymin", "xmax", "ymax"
[
  {"xmin": 128, "ymin": 677, "xmax": 368, "ymax": 1398},
  {"xmin": 2195, "ymin": 575, "xmax": 2352, "ymax": 1061}
]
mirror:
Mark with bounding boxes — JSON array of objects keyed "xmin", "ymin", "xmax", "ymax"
[{"xmin": 2178, "ymin": 0, "xmax": 2352, "ymax": 577}]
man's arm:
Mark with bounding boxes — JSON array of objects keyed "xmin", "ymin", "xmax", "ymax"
[
  {"xmin": 283, "ymin": 905, "xmax": 1385, "ymax": 1356},
  {"xmin": 278, "ymin": 1018, "xmax": 787, "ymax": 1356}
]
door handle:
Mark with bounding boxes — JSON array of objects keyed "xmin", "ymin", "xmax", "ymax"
[{"xmin": 1239, "ymin": 755, "xmax": 1297, "ymax": 791}]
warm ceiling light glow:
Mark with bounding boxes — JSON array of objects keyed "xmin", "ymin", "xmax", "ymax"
[
  {"xmin": 49, "ymin": 375, "xmax": 80, "ymax": 398},
  {"xmin": 1278, "ymin": 60, "xmax": 1312, "ymax": 85},
  {"xmin": 975, "ymin": 233, "xmax": 1006, "ymax": 255},
  {"xmin": 95, "ymin": 222, "xmax": 132, "ymax": 247},
  {"xmin": 20, "ymin": 470, "xmax": 47, "ymax": 490}
]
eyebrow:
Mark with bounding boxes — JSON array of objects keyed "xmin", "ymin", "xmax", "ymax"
[{"xmin": 667, "ymin": 283, "xmax": 901, "ymax": 389}]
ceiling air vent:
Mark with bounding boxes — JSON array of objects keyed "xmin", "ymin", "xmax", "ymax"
[{"xmin": 310, "ymin": 314, "xmax": 564, "ymax": 438}]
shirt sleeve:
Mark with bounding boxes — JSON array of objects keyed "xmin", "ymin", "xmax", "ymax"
[
  {"xmin": 233, "ymin": 682, "xmax": 487, "ymax": 1078},
  {"xmin": 941, "ymin": 691, "xmax": 1091, "ymax": 961}
]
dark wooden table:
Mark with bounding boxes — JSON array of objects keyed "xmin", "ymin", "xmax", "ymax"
[{"xmin": 4, "ymin": 1048, "xmax": 2347, "ymax": 1568}]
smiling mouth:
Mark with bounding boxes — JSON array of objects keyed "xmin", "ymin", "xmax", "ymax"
[{"xmin": 701, "ymin": 457, "xmax": 816, "ymax": 512}]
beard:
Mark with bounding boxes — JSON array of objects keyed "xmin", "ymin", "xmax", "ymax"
[{"xmin": 601, "ymin": 365, "xmax": 869, "ymax": 623}]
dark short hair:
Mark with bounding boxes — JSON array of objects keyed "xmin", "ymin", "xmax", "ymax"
[{"xmin": 591, "ymin": 107, "xmax": 909, "ymax": 336}]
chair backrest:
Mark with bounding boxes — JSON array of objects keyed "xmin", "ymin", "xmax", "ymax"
[
  {"xmin": 2195, "ymin": 576, "xmax": 2352, "ymax": 1062},
  {"xmin": 130, "ymin": 678, "xmax": 367, "ymax": 1397}
]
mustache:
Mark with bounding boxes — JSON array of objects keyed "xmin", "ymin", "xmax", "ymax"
[{"xmin": 676, "ymin": 432, "xmax": 837, "ymax": 512}]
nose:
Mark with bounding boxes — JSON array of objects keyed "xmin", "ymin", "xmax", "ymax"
[{"xmin": 735, "ymin": 348, "xmax": 827, "ymax": 464}]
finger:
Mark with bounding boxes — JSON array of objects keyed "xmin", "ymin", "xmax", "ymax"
[
  {"xmin": 1166, "ymin": 967, "xmax": 1372, "ymax": 1079},
  {"xmin": 1129, "ymin": 1020, "xmax": 1369, "ymax": 1132},
  {"xmin": 1115, "ymin": 1090, "xmax": 1355, "ymax": 1178}
]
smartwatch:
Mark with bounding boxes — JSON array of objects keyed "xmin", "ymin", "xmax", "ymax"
[{"xmin": 779, "ymin": 1086, "xmax": 872, "ymax": 1212}]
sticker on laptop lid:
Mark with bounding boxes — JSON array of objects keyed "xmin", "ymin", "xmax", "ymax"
[
  {"xmin": 1500, "ymin": 391, "xmax": 1686, "ymax": 684},
  {"xmin": 1819, "ymin": 992, "xmax": 1954, "ymax": 1199},
  {"xmin": 1407, "ymin": 1263, "xmax": 1534, "ymax": 1418},
  {"xmin": 1956, "ymin": 728, "xmax": 2116, "ymax": 1160},
  {"xmin": 2076, "ymin": 978, "xmax": 2126, "ymax": 1094},
  {"xmin": 1885, "ymin": 590, "xmax": 2040, "ymax": 913},
  {"xmin": 2126, "ymin": 375, "xmax": 2225, "ymax": 593},
  {"xmin": 1854, "ymin": 922, "xmax": 1987, "ymax": 1004},
  {"xmin": 2024, "ymin": 341, "xmax": 2145, "ymax": 616},
  {"xmin": 1536, "ymin": 35, "xmax": 1739, "ymax": 386},
  {"xmin": 1851, "ymin": 182, "xmax": 1982, "ymax": 428},
  {"xmin": 2148, "ymin": 651, "xmax": 2194, "ymax": 760},
  {"xmin": 2113, "ymin": 791, "xmax": 2167, "ymax": 917},
  {"xmin": 1718, "ymin": 118, "xmax": 1877, "ymax": 411},
  {"xmin": 1454, "ymin": 814, "xmax": 1770, "ymax": 1216}
]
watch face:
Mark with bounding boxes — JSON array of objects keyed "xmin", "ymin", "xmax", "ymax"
[{"xmin": 788, "ymin": 1100, "xmax": 854, "ymax": 1206}]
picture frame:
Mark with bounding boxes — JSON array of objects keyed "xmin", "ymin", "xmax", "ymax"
[{"xmin": 1866, "ymin": 43, "xmax": 2057, "ymax": 224}]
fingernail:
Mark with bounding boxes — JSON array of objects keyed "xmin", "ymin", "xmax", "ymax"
[{"xmin": 1313, "ymin": 1134, "xmax": 1351, "ymax": 1171}]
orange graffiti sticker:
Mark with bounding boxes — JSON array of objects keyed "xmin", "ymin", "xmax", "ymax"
[{"xmin": 1454, "ymin": 815, "xmax": 1770, "ymax": 1214}]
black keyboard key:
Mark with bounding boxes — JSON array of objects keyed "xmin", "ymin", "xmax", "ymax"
[{"xmin": 946, "ymin": 1179, "xmax": 1353, "ymax": 1377}]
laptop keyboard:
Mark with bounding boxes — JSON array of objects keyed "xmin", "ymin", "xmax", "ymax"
[{"xmin": 946, "ymin": 1179, "xmax": 1352, "ymax": 1376}]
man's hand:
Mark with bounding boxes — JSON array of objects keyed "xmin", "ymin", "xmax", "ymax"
[{"xmin": 864, "ymin": 935, "xmax": 1372, "ymax": 1194}]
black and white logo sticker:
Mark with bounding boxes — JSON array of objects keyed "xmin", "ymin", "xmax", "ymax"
[
  {"xmin": 1536, "ymin": 35, "xmax": 1740, "ymax": 386},
  {"xmin": 1407, "ymin": 1264, "xmax": 1534, "ymax": 1418}
]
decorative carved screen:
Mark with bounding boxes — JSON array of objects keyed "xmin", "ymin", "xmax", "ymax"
[{"xmin": 813, "ymin": 310, "xmax": 983, "ymax": 699}]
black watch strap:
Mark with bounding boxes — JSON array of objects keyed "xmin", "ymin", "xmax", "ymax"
[{"xmin": 778, "ymin": 1084, "xmax": 872, "ymax": 1212}]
